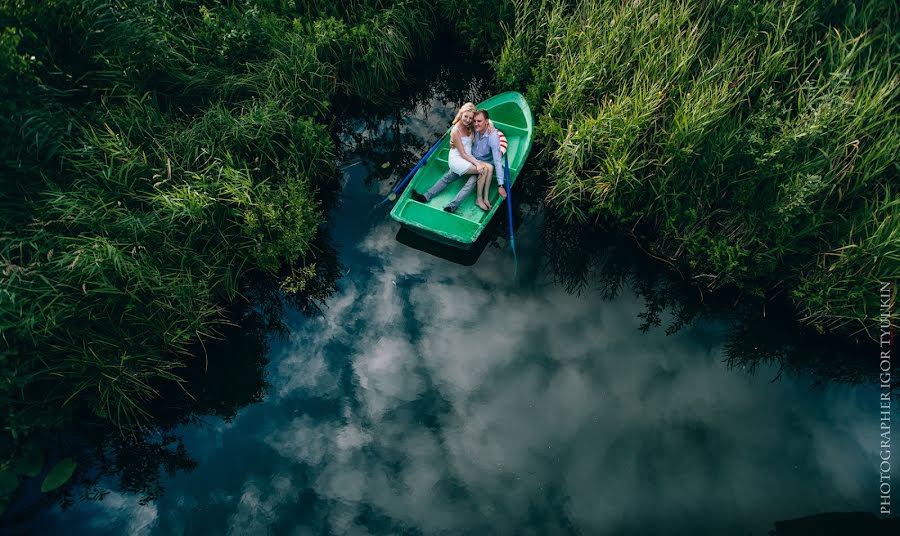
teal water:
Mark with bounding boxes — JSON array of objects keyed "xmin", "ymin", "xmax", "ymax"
[{"xmin": 18, "ymin": 69, "xmax": 888, "ymax": 535}]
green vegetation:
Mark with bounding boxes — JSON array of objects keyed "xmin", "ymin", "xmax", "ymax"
[
  {"xmin": 497, "ymin": 0, "xmax": 898, "ymax": 337},
  {"xmin": 0, "ymin": 0, "xmax": 436, "ymax": 505},
  {"xmin": 40, "ymin": 458, "xmax": 77, "ymax": 493},
  {"xmin": 2, "ymin": 0, "xmax": 897, "ymax": 510}
]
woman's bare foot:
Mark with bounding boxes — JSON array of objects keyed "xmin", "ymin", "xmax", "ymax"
[
  {"xmin": 476, "ymin": 199, "xmax": 489, "ymax": 211},
  {"xmin": 483, "ymin": 199, "xmax": 492, "ymax": 210}
]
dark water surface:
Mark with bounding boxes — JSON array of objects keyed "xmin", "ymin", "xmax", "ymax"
[{"xmin": 21, "ymin": 67, "xmax": 888, "ymax": 535}]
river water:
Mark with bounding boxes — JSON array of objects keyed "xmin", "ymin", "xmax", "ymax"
[{"xmin": 20, "ymin": 66, "xmax": 887, "ymax": 535}]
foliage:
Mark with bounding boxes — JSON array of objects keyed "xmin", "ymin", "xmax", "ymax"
[
  {"xmin": 497, "ymin": 0, "xmax": 899, "ymax": 337},
  {"xmin": 436, "ymin": 0, "xmax": 516, "ymax": 56},
  {"xmin": 0, "ymin": 0, "xmax": 435, "ymax": 492},
  {"xmin": 40, "ymin": 458, "xmax": 77, "ymax": 493}
]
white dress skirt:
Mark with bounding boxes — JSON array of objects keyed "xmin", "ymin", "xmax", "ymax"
[{"xmin": 447, "ymin": 132, "xmax": 474, "ymax": 175}]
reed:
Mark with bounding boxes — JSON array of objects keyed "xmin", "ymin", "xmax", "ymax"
[{"xmin": 498, "ymin": 0, "xmax": 899, "ymax": 337}]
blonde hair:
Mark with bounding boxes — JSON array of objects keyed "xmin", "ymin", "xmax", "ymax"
[
  {"xmin": 452, "ymin": 102, "xmax": 477, "ymax": 126},
  {"xmin": 449, "ymin": 103, "xmax": 476, "ymax": 149}
]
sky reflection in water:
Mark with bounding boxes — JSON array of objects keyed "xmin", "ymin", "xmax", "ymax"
[{"xmin": 30, "ymin": 92, "xmax": 881, "ymax": 536}]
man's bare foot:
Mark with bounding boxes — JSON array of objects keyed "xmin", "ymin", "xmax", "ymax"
[{"xmin": 476, "ymin": 199, "xmax": 489, "ymax": 211}]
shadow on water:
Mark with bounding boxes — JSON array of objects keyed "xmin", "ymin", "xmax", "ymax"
[
  {"xmin": 394, "ymin": 227, "xmax": 490, "ymax": 266},
  {"xmin": 538, "ymin": 201, "xmax": 887, "ymax": 390},
  {"xmin": 769, "ymin": 512, "xmax": 900, "ymax": 535}
]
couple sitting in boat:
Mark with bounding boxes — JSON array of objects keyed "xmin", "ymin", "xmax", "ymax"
[{"xmin": 410, "ymin": 102, "xmax": 506, "ymax": 213}]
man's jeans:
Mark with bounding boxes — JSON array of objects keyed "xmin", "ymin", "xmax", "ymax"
[{"xmin": 423, "ymin": 171, "xmax": 476, "ymax": 210}]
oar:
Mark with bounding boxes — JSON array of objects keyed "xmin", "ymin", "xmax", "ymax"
[
  {"xmin": 376, "ymin": 131, "xmax": 448, "ymax": 207},
  {"xmin": 503, "ymin": 153, "xmax": 518, "ymax": 278}
]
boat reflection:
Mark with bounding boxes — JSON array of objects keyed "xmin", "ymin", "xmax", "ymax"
[{"xmin": 395, "ymin": 222, "xmax": 494, "ymax": 266}]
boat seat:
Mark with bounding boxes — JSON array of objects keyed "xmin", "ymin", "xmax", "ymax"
[
  {"xmin": 503, "ymin": 136, "xmax": 523, "ymax": 161},
  {"xmin": 432, "ymin": 147, "xmax": 449, "ymax": 165},
  {"xmin": 491, "ymin": 121, "xmax": 528, "ymax": 138}
]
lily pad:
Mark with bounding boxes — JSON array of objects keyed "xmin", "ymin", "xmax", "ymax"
[
  {"xmin": 40, "ymin": 458, "xmax": 76, "ymax": 493},
  {"xmin": 381, "ymin": 162, "xmax": 390, "ymax": 169}
]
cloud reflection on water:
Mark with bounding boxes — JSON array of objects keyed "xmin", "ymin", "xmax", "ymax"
[{"xmin": 253, "ymin": 207, "xmax": 875, "ymax": 535}]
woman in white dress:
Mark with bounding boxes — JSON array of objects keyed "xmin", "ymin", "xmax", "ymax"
[{"xmin": 447, "ymin": 102, "xmax": 492, "ymax": 210}]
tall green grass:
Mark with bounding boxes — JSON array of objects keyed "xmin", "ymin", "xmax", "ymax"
[
  {"xmin": 497, "ymin": 0, "xmax": 899, "ymax": 338},
  {"xmin": 0, "ymin": 0, "xmax": 437, "ymax": 495}
]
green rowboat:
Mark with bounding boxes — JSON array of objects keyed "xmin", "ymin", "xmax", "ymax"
[{"xmin": 390, "ymin": 91, "xmax": 534, "ymax": 249}]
